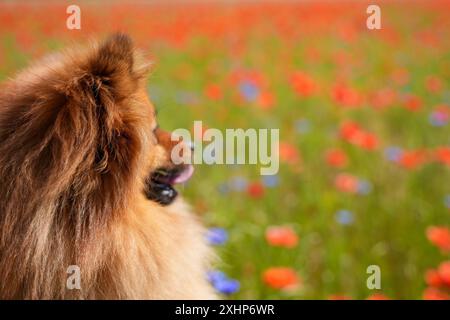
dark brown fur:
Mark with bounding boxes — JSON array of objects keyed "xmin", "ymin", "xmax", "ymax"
[{"xmin": 0, "ymin": 34, "xmax": 215, "ymax": 299}]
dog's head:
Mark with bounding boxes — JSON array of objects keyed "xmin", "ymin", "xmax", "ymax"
[
  {"xmin": 0, "ymin": 34, "xmax": 193, "ymax": 232},
  {"xmin": 78, "ymin": 33, "xmax": 194, "ymax": 207},
  {"xmin": 83, "ymin": 34, "xmax": 194, "ymax": 206}
]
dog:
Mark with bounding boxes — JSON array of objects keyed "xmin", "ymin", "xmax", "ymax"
[{"xmin": 0, "ymin": 34, "xmax": 215, "ymax": 299}]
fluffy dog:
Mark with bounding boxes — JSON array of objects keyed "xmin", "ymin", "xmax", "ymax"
[{"xmin": 0, "ymin": 34, "xmax": 215, "ymax": 299}]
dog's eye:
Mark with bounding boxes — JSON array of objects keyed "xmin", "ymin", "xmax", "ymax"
[{"xmin": 152, "ymin": 125, "xmax": 159, "ymax": 143}]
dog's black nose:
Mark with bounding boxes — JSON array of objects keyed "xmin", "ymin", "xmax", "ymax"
[{"xmin": 145, "ymin": 181, "xmax": 178, "ymax": 206}]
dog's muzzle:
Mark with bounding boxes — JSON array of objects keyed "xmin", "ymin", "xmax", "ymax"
[{"xmin": 144, "ymin": 164, "xmax": 194, "ymax": 206}]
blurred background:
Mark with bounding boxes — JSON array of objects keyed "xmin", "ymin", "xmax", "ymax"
[{"xmin": 0, "ymin": 0, "xmax": 449, "ymax": 299}]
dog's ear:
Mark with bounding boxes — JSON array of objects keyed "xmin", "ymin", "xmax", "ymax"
[
  {"xmin": 66, "ymin": 33, "xmax": 146, "ymax": 174},
  {"xmin": 93, "ymin": 33, "xmax": 134, "ymax": 75},
  {"xmin": 83, "ymin": 33, "xmax": 139, "ymax": 101}
]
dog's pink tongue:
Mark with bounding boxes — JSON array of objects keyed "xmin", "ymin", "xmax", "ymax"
[{"xmin": 172, "ymin": 165, "xmax": 194, "ymax": 184}]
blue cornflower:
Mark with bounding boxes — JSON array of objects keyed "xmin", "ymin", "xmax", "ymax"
[
  {"xmin": 429, "ymin": 112, "xmax": 447, "ymax": 127},
  {"xmin": 217, "ymin": 183, "xmax": 230, "ymax": 195},
  {"xmin": 335, "ymin": 209, "xmax": 354, "ymax": 225},
  {"xmin": 207, "ymin": 270, "xmax": 240, "ymax": 295},
  {"xmin": 262, "ymin": 175, "xmax": 279, "ymax": 188},
  {"xmin": 206, "ymin": 227, "xmax": 228, "ymax": 246},
  {"xmin": 147, "ymin": 85, "xmax": 161, "ymax": 102},
  {"xmin": 384, "ymin": 146, "xmax": 403, "ymax": 162},
  {"xmin": 239, "ymin": 81, "xmax": 260, "ymax": 102},
  {"xmin": 229, "ymin": 176, "xmax": 248, "ymax": 192},
  {"xmin": 206, "ymin": 270, "xmax": 227, "ymax": 284},
  {"xmin": 294, "ymin": 118, "xmax": 311, "ymax": 134},
  {"xmin": 214, "ymin": 279, "xmax": 240, "ymax": 295},
  {"xmin": 175, "ymin": 91, "xmax": 198, "ymax": 105},
  {"xmin": 357, "ymin": 179, "xmax": 372, "ymax": 195}
]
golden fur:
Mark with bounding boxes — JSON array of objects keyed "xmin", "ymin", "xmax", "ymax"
[{"xmin": 0, "ymin": 34, "xmax": 215, "ymax": 299}]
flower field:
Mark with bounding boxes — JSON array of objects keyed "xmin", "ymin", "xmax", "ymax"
[{"xmin": 0, "ymin": 0, "xmax": 449, "ymax": 299}]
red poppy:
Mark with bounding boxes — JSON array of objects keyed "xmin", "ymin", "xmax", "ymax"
[
  {"xmin": 435, "ymin": 147, "xmax": 450, "ymax": 166},
  {"xmin": 257, "ymin": 91, "xmax": 275, "ymax": 110},
  {"xmin": 426, "ymin": 76, "xmax": 443, "ymax": 93},
  {"xmin": 340, "ymin": 121, "xmax": 362, "ymax": 141},
  {"xmin": 265, "ymin": 226, "xmax": 298, "ymax": 248},
  {"xmin": 263, "ymin": 267, "xmax": 299, "ymax": 290},
  {"xmin": 399, "ymin": 150, "xmax": 427, "ymax": 169},
  {"xmin": 438, "ymin": 261, "xmax": 450, "ymax": 286},
  {"xmin": 367, "ymin": 293, "xmax": 390, "ymax": 300},
  {"xmin": 423, "ymin": 287, "xmax": 449, "ymax": 300},
  {"xmin": 339, "ymin": 122, "xmax": 379, "ymax": 150},
  {"xmin": 426, "ymin": 226, "xmax": 450, "ymax": 251},
  {"xmin": 425, "ymin": 269, "xmax": 445, "ymax": 287},
  {"xmin": 334, "ymin": 173, "xmax": 358, "ymax": 193},
  {"xmin": 325, "ymin": 149, "xmax": 348, "ymax": 168},
  {"xmin": 332, "ymin": 84, "xmax": 361, "ymax": 108},
  {"xmin": 205, "ymin": 84, "xmax": 223, "ymax": 101},
  {"xmin": 279, "ymin": 142, "xmax": 301, "ymax": 165},
  {"xmin": 247, "ymin": 182, "xmax": 265, "ymax": 199},
  {"xmin": 402, "ymin": 94, "xmax": 422, "ymax": 112},
  {"xmin": 359, "ymin": 133, "xmax": 379, "ymax": 150},
  {"xmin": 370, "ymin": 88, "xmax": 397, "ymax": 110},
  {"xmin": 289, "ymin": 71, "xmax": 317, "ymax": 97}
]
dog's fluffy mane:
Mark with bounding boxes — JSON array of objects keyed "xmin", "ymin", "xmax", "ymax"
[{"xmin": 0, "ymin": 34, "xmax": 214, "ymax": 299}]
